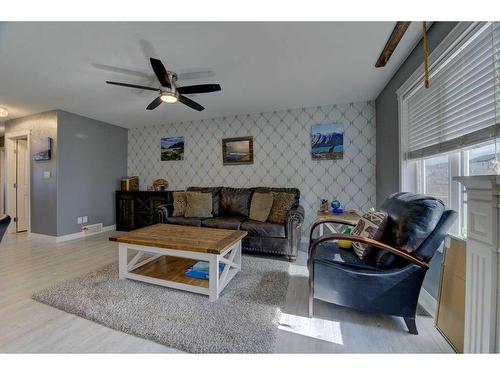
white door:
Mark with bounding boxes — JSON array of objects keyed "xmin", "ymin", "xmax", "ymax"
[{"xmin": 16, "ymin": 139, "xmax": 28, "ymax": 232}]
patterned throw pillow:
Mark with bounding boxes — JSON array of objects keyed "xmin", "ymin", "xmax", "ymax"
[
  {"xmin": 184, "ymin": 192, "xmax": 213, "ymax": 218},
  {"xmin": 267, "ymin": 192, "xmax": 295, "ymax": 224},
  {"xmin": 351, "ymin": 210, "xmax": 388, "ymax": 259},
  {"xmin": 172, "ymin": 191, "xmax": 187, "ymax": 217}
]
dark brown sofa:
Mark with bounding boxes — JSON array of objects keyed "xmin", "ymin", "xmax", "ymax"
[{"xmin": 157, "ymin": 186, "xmax": 304, "ymax": 261}]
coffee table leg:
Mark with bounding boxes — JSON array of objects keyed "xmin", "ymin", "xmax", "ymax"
[
  {"xmin": 209, "ymin": 255, "xmax": 220, "ymax": 301},
  {"xmin": 119, "ymin": 244, "xmax": 128, "ymax": 280}
]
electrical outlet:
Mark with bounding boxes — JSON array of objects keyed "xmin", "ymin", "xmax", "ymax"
[
  {"xmin": 82, "ymin": 216, "xmax": 88, "ymax": 224},
  {"xmin": 77, "ymin": 217, "xmax": 83, "ymax": 224}
]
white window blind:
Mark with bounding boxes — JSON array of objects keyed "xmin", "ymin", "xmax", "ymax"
[{"xmin": 404, "ymin": 22, "xmax": 500, "ymax": 160}]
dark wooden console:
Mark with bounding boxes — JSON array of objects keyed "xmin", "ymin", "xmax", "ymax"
[{"xmin": 116, "ymin": 190, "xmax": 173, "ymax": 231}]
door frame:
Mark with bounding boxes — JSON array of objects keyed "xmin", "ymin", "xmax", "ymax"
[{"xmin": 6, "ymin": 130, "xmax": 31, "ymax": 234}]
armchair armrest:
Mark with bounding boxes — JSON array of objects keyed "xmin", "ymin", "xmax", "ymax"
[
  {"xmin": 156, "ymin": 204, "xmax": 170, "ymax": 224},
  {"xmin": 308, "ymin": 233, "xmax": 429, "ymax": 270},
  {"xmin": 309, "ymin": 219, "xmax": 357, "ymax": 244}
]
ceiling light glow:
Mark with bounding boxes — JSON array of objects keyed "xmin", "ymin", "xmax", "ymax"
[
  {"xmin": 160, "ymin": 93, "xmax": 178, "ymax": 103},
  {"xmin": 0, "ymin": 107, "xmax": 8, "ymax": 118}
]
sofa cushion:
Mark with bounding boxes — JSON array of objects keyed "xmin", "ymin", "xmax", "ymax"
[
  {"xmin": 241, "ymin": 219, "xmax": 286, "ymax": 238},
  {"xmin": 184, "ymin": 192, "xmax": 213, "ymax": 218},
  {"xmin": 253, "ymin": 187, "xmax": 300, "ymax": 209},
  {"xmin": 202, "ymin": 217, "xmax": 245, "ymax": 230},
  {"xmin": 220, "ymin": 187, "xmax": 253, "ymax": 217},
  {"xmin": 249, "ymin": 192, "xmax": 273, "ymax": 222},
  {"xmin": 314, "ymin": 241, "xmax": 379, "ymax": 271},
  {"xmin": 172, "ymin": 191, "xmax": 187, "ymax": 217},
  {"xmin": 166, "ymin": 216, "xmax": 203, "ymax": 227},
  {"xmin": 267, "ymin": 191, "xmax": 296, "ymax": 224},
  {"xmin": 186, "ymin": 186, "xmax": 222, "ymax": 216}
]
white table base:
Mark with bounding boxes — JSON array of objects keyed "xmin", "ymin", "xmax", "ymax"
[{"xmin": 118, "ymin": 240, "xmax": 242, "ymax": 301}]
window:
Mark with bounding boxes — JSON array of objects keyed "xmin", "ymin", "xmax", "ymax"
[
  {"xmin": 398, "ymin": 22, "xmax": 500, "ymax": 239},
  {"xmin": 424, "ymin": 155, "xmax": 450, "ymax": 207}
]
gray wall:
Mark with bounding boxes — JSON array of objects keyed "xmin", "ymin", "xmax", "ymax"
[
  {"xmin": 5, "ymin": 111, "xmax": 59, "ymax": 235},
  {"xmin": 57, "ymin": 111, "xmax": 127, "ymax": 236},
  {"xmin": 375, "ymin": 22, "xmax": 458, "ymax": 301},
  {"xmin": 375, "ymin": 22, "xmax": 458, "ymax": 205}
]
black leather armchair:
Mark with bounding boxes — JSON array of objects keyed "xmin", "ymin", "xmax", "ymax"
[
  {"xmin": 308, "ymin": 193, "xmax": 457, "ymax": 334},
  {"xmin": 0, "ymin": 215, "xmax": 12, "ymax": 243}
]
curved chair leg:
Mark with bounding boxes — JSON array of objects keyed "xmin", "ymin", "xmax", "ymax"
[{"xmin": 404, "ymin": 317, "xmax": 418, "ymax": 335}]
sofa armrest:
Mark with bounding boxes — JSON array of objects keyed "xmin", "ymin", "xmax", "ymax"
[
  {"xmin": 157, "ymin": 204, "xmax": 170, "ymax": 224},
  {"xmin": 286, "ymin": 205, "xmax": 305, "ymax": 261}
]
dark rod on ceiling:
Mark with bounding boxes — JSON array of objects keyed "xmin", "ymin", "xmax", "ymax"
[{"xmin": 375, "ymin": 21, "xmax": 411, "ymax": 68}]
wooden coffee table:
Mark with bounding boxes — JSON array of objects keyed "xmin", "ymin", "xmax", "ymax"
[{"xmin": 109, "ymin": 224, "xmax": 247, "ymax": 301}]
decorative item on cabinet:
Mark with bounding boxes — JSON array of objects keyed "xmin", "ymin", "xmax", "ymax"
[
  {"xmin": 120, "ymin": 176, "xmax": 139, "ymax": 191},
  {"xmin": 152, "ymin": 178, "xmax": 169, "ymax": 191}
]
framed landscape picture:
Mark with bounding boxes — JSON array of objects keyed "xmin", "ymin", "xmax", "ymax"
[
  {"xmin": 161, "ymin": 136, "xmax": 184, "ymax": 161},
  {"xmin": 33, "ymin": 137, "xmax": 52, "ymax": 161},
  {"xmin": 222, "ymin": 136, "xmax": 254, "ymax": 165},
  {"xmin": 311, "ymin": 123, "xmax": 344, "ymax": 160}
]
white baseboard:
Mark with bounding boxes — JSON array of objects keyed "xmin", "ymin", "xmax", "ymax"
[
  {"xmin": 418, "ymin": 288, "xmax": 438, "ymax": 318},
  {"xmin": 30, "ymin": 224, "xmax": 116, "ymax": 243}
]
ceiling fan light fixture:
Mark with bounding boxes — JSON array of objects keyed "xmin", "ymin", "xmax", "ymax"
[
  {"xmin": 160, "ymin": 92, "xmax": 178, "ymax": 103},
  {"xmin": 0, "ymin": 107, "xmax": 8, "ymax": 118}
]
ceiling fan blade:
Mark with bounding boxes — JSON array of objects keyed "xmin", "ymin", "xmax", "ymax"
[
  {"xmin": 150, "ymin": 58, "xmax": 171, "ymax": 88},
  {"xmin": 177, "ymin": 84, "xmax": 221, "ymax": 95},
  {"xmin": 178, "ymin": 95, "xmax": 205, "ymax": 111},
  {"xmin": 375, "ymin": 21, "xmax": 411, "ymax": 68},
  {"xmin": 106, "ymin": 81, "xmax": 159, "ymax": 92},
  {"xmin": 146, "ymin": 96, "xmax": 163, "ymax": 110}
]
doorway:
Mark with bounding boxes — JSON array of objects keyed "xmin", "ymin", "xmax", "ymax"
[
  {"xmin": 6, "ymin": 131, "xmax": 30, "ymax": 234},
  {"xmin": 15, "ymin": 138, "xmax": 28, "ymax": 232}
]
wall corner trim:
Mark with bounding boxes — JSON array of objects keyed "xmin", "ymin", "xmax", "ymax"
[{"xmin": 418, "ymin": 287, "xmax": 438, "ymax": 318}]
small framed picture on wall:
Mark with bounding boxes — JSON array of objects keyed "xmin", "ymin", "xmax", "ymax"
[
  {"xmin": 311, "ymin": 123, "xmax": 344, "ymax": 160},
  {"xmin": 222, "ymin": 136, "xmax": 254, "ymax": 165}
]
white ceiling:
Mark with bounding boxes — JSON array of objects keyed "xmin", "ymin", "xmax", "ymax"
[{"xmin": 0, "ymin": 22, "xmax": 423, "ymax": 128}]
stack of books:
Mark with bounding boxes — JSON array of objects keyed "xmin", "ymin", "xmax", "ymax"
[{"xmin": 185, "ymin": 261, "xmax": 224, "ymax": 280}]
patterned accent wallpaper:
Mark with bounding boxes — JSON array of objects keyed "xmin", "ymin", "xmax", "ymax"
[{"xmin": 128, "ymin": 101, "xmax": 376, "ymax": 236}]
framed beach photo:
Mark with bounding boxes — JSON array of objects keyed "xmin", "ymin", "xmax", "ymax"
[
  {"xmin": 222, "ymin": 136, "xmax": 254, "ymax": 165},
  {"xmin": 311, "ymin": 123, "xmax": 344, "ymax": 160},
  {"xmin": 161, "ymin": 136, "xmax": 184, "ymax": 161}
]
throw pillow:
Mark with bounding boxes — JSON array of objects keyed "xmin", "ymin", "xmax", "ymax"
[
  {"xmin": 351, "ymin": 210, "xmax": 388, "ymax": 259},
  {"xmin": 267, "ymin": 192, "xmax": 295, "ymax": 224},
  {"xmin": 249, "ymin": 192, "xmax": 274, "ymax": 222},
  {"xmin": 172, "ymin": 191, "xmax": 187, "ymax": 217},
  {"xmin": 219, "ymin": 187, "xmax": 253, "ymax": 217},
  {"xmin": 184, "ymin": 192, "xmax": 213, "ymax": 218}
]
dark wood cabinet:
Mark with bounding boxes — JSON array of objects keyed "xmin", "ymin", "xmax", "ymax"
[{"xmin": 116, "ymin": 191, "xmax": 173, "ymax": 231}]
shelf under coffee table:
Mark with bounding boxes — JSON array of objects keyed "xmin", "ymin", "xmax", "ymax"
[{"xmin": 110, "ymin": 224, "xmax": 247, "ymax": 301}]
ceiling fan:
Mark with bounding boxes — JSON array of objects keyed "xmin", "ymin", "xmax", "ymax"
[{"xmin": 106, "ymin": 58, "xmax": 221, "ymax": 111}]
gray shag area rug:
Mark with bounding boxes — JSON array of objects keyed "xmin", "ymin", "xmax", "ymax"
[{"xmin": 32, "ymin": 256, "xmax": 289, "ymax": 353}]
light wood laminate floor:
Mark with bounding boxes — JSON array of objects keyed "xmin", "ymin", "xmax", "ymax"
[{"xmin": 0, "ymin": 232, "xmax": 453, "ymax": 353}]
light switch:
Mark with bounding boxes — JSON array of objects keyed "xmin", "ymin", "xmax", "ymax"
[{"xmin": 43, "ymin": 171, "xmax": 51, "ymax": 179}]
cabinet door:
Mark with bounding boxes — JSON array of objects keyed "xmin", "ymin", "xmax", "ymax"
[{"xmin": 116, "ymin": 193, "xmax": 136, "ymax": 231}]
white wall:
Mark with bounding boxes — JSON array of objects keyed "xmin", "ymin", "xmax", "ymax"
[{"xmin": 128, "ymin": 101, "xmax": 376, "ymax": 235}]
